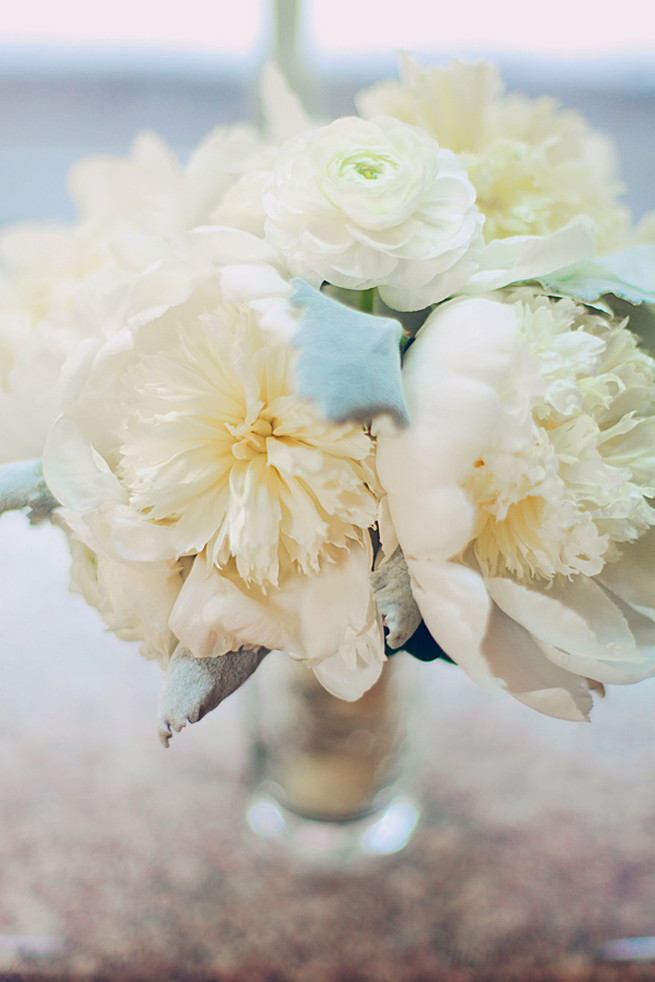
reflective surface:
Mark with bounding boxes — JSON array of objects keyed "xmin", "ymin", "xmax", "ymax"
[{"xmin": 4, "ymin": 515, "xmax": 655, "ymax": 977}]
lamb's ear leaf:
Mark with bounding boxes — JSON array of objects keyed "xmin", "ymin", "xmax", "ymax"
[
  {"xmin": 290, "ymin": 279, "xmax": 410, "ymax": 428},
  {"xmin": 541, "ymin": 245, "xmax": 655, "ymax": 305}
]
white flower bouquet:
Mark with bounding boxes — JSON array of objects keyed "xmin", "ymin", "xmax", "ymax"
[{"xmin": 3, "ymin": 57, "xmax": 655, "ymax": 744}]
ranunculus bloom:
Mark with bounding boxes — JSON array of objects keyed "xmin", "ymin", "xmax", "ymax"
[
  {"xmin": 357, "ymin": 57, "xmax": 630, "ymax": 251},
  {"xmin": 262, "ymin": 115, "xmax": 483, "ymax": 311},
  {"xmin": 375, "ymin": 288, "xmax": 655, "ymax": 719}
]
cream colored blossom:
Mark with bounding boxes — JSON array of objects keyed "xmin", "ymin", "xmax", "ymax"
[
  {"xmin": 43, "ymin": 241, "xmax": 383, "ymax": 692},
  {"xmin": 262, "ymin": 115, "xmax": 483, "ymax": 311},
  {"xmin": 115, "ymin": 314, "xmax": 378, "ymax": 587},
  {"xmin": 45, "ymin": 236, "xmax": 378, "ymax": 588},
  {"xmin": 375, "ymin": 290, "xmax": 655, "ymax": 720},
  {"xmin": 357, "ymin": 57, "xmax": 630, "ymax": 250}
]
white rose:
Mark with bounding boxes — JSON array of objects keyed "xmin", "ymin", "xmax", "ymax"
[
  {"xmin": 262, "ymin": 115, "xmax": 483, "ymax": 311},
  {"xmin": 375, "ymin": 290, "xmax": 655, "ymax": 720}
]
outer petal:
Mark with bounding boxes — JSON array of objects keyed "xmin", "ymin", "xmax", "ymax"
[
  {"xmin": 485, "ymin": 574, "xmax": 644, "ymax": 677},
  {"xmin": 537, "ymin": 592, "xmax": 655, "ymax": 685},
  {"xmin": 408, "ymin": 556, "xmax": 593, "ymax": 720},
  {"xmin": 169, "ymin": 543, "xmax": 386, "ymax": 698},
  {"xmin": 463, "ymin": 218, "xmax": 596, "ymax": 293},
  {"xmin": 480, "ymin": 605, "xmax": 593, "ymax": 721},
  {"xmin": 376, "ymin": 296, "xmax": 523, "ymax": 561},
  {"xmin": 169, "ymin": 556, "xmax": 289, "ymax": 659},
  {"xmin": 43, "ymin": 416, "xmax": 123, "ymax": 512},
  {"xmin": 311, "ymin": 613, "xmax": 385, "ymax": 701},
  {"xmin": 599, "ymin": 528, "xmax": 655, "ymax": 622},
  {"xmin": 407, "ymin": 557, "xmax": 495, "ymax": 689}
]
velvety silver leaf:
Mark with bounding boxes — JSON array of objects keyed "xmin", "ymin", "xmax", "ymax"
[
  {"xmin": 158, "ymin": 644, "xmax": 268, "ymax": 747},
  {"xmin": 371, "ymin": 546, "xmax": 422, "ymax": 649},
  {"xmin": 291, "ymin": 279, "xmax": 410, "ymax": 428}
]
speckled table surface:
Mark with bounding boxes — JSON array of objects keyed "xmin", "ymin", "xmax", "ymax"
[{"xmin": 3, "ymin": 513, "xmax": 655, "ymax": 981}]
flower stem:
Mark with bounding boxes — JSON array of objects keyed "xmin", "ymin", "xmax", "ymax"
[{"xmin": 359, "ymin": 288, "xmax": 376, "ymax": 314}]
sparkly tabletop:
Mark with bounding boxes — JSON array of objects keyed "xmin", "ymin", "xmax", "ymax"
[{"xmin": 3, "ymin": 514, "xmax": 655, "ymax": 980}]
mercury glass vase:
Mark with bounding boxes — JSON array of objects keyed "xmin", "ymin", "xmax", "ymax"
[{"xmin": 245, "ymin": 650, "xmax": 420, "ymax": 867}]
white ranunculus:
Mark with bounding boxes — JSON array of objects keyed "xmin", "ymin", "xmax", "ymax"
[
  {"xmin": 375, "ymin": 289, "xmax": 655, "ymax": 719},
  {"xmin": 262, "ymin": 115, "xmax": 483, "ymax": 311},
  {"xmin": 357, "ymin": 57, "xmax": 630, "ymax": 251}
]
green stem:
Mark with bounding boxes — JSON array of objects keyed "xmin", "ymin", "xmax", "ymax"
[{"xmin": 359, "ymin": 288, "xmax": 376, "ymax": 314}]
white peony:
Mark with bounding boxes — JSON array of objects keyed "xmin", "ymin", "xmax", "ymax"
[
  {"xmin": 375, "ymin": 288, "xmax": 655, "ymax": 719},
  {"xmin": 357, "ymin": 57, "xmax": 630, "ymax": 251},
  {"xmin": 43, "ymin": 233, "xmax": 384, "ymax": 693},
  {"xmin": 262, "ymin": 115, "xmax": 483, "ymax": 311}
]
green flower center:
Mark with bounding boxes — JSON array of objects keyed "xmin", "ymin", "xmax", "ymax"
[{"xmin": 339, "ymin": 151, "xmax": 395, "ymax": 184}]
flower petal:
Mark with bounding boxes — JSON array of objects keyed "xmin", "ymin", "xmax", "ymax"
[
  {"xmin": 464, "ymin": 218, "xmax": 596, "ymax": 293},
  {"xmin": 169, "ymin": 556, "xmax": 289, "ymax": 659},
  {"xmin": 312, "ymin": 635, "xmax": 384, "ymax": 701},
  {"xmin": 43, "ymin": 416, "xmax": 122, "ymax": 512},
  {"xmin": 480, "ymin": 604, "xmax": 593, "ymax": 721},
  {"xmin": 485, "ymin": 574, "xmax": 646, "ymax": 684},
  {"xmin": 408, "ymin": 558, "xmax": 496, "ymax": 689},
  {"xmin": 376, "ymin": 296, "xmax": 522, "ymax": 559},
  {"xmin": 599, "ymin": 528, "xmax": 655, "ymax": 622}
]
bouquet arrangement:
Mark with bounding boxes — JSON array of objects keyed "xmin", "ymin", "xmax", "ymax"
[{"xmin": 3, "ymin": 57, "xmax": 655, "ymax": 745}]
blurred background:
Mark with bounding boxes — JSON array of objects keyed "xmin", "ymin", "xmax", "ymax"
[
  {"xmin": 1, "ymin": 0, "xmax": 655, "ymax": 223},
  {"xmin": 2, "ymin": 4, "xmax": 655, "ymax": 979}
]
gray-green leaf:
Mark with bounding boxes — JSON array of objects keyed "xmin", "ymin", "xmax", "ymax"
[
  {"xmin": 540, "ymin": 245, "xmax": 655, "ymax": 305},
  {"xmin": 290, "ymin": 280, "xmax": 410, "ymax": 427}
]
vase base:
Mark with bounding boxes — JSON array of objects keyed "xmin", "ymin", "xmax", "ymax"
[{"xmin": 245, "ymin": 787, "xmax": 420, "ymax": 869}]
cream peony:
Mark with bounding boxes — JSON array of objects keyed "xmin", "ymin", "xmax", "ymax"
[
  {"xmin": 375, "ymin": 289, "xmax": 655, "ymax": 719},
  {"xmin": 262, "ymin": 115, "xmax": 483, "ymax": 311},
  {"xmin": 357, "ymin": 57, "xmax": 630, "ymax": 251},
  {"xmin": 43, "ymin": 233, "xmax": 384, "ymax": 693}
]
